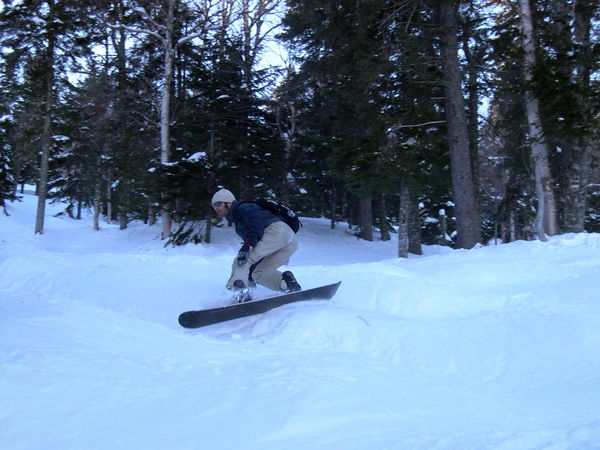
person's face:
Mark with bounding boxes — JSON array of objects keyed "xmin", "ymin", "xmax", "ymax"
[{"xmin": 212, "ymin": 201, "xmax": 231, "ymax": 218}]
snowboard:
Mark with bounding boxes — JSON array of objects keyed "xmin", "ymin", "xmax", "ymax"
[{"xmin": 178, "ymin": 281, "xmax": 341, "ymax": 329}]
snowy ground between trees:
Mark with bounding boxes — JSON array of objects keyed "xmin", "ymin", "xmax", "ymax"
[{"xmin": 1, "ymin": 193, "xmax": 600, "ymax": 450}]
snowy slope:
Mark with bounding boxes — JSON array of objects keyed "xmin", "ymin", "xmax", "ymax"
[{"xmin": 1, "ymin": 193, "xmax": 600, "ymax": 450}]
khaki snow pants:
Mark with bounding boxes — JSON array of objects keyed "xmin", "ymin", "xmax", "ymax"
[{"xmin": 227, "ymin": 221, "xmax": 298, "ymax": 292}]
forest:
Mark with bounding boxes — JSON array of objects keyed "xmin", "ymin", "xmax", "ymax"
[{"xmin": 0, "ymin": 0, "xmax": 598, "ymax": 254}]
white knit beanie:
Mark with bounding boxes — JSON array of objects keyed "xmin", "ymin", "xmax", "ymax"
[{"xmin": 211, "ymin": 188, "xmax": 235, "ymax": 205}]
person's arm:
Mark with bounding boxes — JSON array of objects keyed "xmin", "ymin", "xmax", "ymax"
[
  {"xmin": 235, "ymin": 204, "xmax": 260, "ymax": 266},
  {"xmin": 236, "ymin": 203, "xmax": 262, "ymax": 243}
]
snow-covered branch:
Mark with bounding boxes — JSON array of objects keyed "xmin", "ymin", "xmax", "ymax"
[{"xmin": 107, "ymin": 23, "xmax": 165, "ymax": 45}]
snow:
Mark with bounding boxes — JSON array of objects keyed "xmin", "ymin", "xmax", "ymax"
[
  {"xmin": 186, "ymin": 152, "xmax": 207, "ymax": 162},
  {"xmin": 1, "ymin": 193, "xmax": 600, "ymax": 450}
]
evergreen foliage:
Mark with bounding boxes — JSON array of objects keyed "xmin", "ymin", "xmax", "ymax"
[{"xmin": 0, "ymin": 143, "xmax": 20, "ymax": 214}]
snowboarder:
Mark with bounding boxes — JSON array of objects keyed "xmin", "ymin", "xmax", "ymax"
[{"xmin": 211, "ymin": 188, "xmax": 302, "ymax": 297}]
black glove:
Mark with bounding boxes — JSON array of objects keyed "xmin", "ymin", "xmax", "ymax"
[{"xmin": 237, "ymin": 238, "xmax": 257, "ymax": 266}]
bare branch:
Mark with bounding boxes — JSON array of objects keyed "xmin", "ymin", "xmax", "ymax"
[
  {"xmin": 107, "ymin": 23, "xmax": 165, "ymax": 44},
  {"xmin": 390, "ymin": 120, "xmax": 446, "ymax": 131},
  {"xmin": 132, "ymin": 5, "xmax": 168, "ymax": 34}
]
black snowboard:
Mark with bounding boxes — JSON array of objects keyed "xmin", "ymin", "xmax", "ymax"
[{"xmin": 178, "ymin": 281, "xmax": 341, "ymax": 329}]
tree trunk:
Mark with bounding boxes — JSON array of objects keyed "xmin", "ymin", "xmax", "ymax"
[
  {"xmin": 160, "ymin": 0, "xmax": 175, "ymax": 239},
  {"xmin": 377, "ymin": 195, "xmax": 391, "ymax": 241},
  {"xmin": 274, "ymin": 74, "xmax": 297, "ymax": 205},
  {"xmin": 34, "ymin": 1, "xmax": 55, "ymax": 235},
  {"xmin": 437, "ymin": 0, "xmax": 481, "ymax": 249},
  {"xmin": 358, "ymin": 196, "xmax": 373, "ymax": 241},
  {"xmin": 148, "ymin": 200, "xmax": 157, "ymax": 226},
  {"xmin": 460, "ymin": 4, "xmax": 483, "ymax": 196},
  {"xmin": 518, "ymin": 0, "xmax": 559, "ymax": 240},
  {"xmin": 204, "ymin": 171, "xmax": 216, "ymax": 244},
  {"xmin": 562, "ymin": 139, "xmax": 591, "ymax": 232},
  {"xmin": 398, "ymin": 179, "xmax": 422, "ymax": 256},
  {"xmin": 204, "ymin": 216, "xmax": 212, "ymax": 244},
  {"xmin": 509, "ymin": 212, "xmax": 516, "ymax": 242},
  {"xmin": 330, "ymin": 179, "xmax": 337, "ymax": 230},
  {"xmin": 106, "ymin": 175, "xmax": 112, "ymax": 224},
  {"xmin": 93, "ymin": 183, "xmax": 101, "ymax": 231},
  {"xmin": 408, "ymin": 190, "xmax": 422, "ymax": 255},
  {"xmin": 398, "ymin": 179, "xmax": 409, "ymax": 258}
]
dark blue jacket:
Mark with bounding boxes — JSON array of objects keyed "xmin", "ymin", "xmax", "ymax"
[{"xmin": 227, "ymin": 201, "xmax": 281, "ymax": 243}]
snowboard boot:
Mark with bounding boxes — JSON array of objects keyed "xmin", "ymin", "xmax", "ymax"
[
  {"xmin": 281, "ymin": 271, "xmax": 302, "ymax": 293},
  {"xmin": 231, "ymin": 280, "xmax": 253, "ymax": 303}
]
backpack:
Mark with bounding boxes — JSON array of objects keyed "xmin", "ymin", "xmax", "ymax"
[{"xmin": 254, "ymin": 198, "xmax": 302, "ymax": 233}]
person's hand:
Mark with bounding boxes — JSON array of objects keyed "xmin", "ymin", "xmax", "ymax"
[{"xmin": 237, "ymin": 238, "xmax": 257, "ymax": 266}]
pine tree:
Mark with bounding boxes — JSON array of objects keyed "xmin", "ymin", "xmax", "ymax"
[{"xmin": 435, "ymin": 0, "xmax": 482, "ymax": 248}]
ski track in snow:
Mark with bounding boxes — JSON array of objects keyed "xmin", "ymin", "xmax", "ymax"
[{"xmin": 1, "ymin": 194, "xmax": 600, "ymax": 449}]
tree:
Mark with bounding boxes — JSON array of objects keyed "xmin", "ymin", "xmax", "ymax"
[
  {"xmin": 436, "ymin": 0, "xmax": 481, "ymax": 248},
  {"xmin": 32, "ymin": 0, "xmax": 56, "ymax": 235},
  {"xmin": 517, "ymin": 0, "xmax": 559, "ymax": 240}
]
